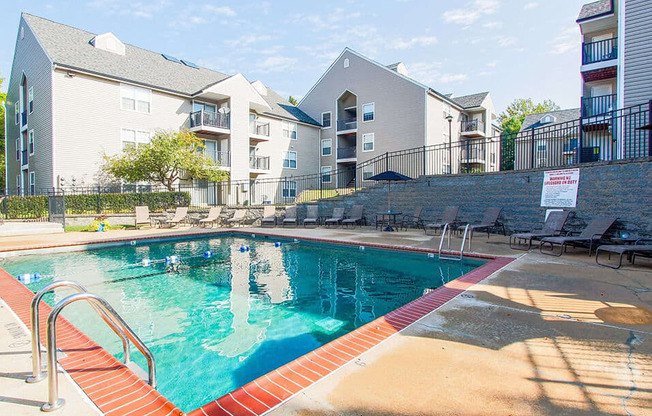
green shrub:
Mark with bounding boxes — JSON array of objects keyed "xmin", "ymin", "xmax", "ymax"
[{"xmin": 4, "ymin": 196, "xmax": 49, "ymax": 219}]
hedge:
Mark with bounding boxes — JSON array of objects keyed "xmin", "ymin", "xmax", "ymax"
[{"xmin": 2, "ymin": 191, "xmax": 191, "ymax": 219}]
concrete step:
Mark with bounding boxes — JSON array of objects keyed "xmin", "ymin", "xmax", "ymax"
[{"xmin": 0, "ymin": 221, "xmax": 64, "ymax": 237}]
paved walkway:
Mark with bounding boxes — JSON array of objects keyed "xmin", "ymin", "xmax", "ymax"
[{"xmin": 0, "ymin": 226, "xmax": 650, "ymax": 415}]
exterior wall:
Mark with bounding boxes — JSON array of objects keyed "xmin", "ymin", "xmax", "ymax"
[
  {"xmin": 52, "ymin": 69, "xmax": 190, "ymax": 186},
  {"xmin": 6, "ymin": 15, "xmax": 54, "ymax": 192},
  {"xmin": 299, "ymin": 50, "xmax": 427, "ymax": 173},
  {"xmin": 622, "ymin": 0, "xmax": 652, "ymax": 107}
]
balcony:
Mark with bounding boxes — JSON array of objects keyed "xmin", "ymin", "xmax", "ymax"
[
  {"xmin": 337, "ymin": 146, "xmax": 357, "ymax": 161},
  {"xmin": 189, "ymin": 110, "xmax": 230, "ymax": 134},
  {"xmin": 249, "ymin": 156, "xmax": 270, "ymax": 173},
  {"xmin": 460, "ymin": 119, "xmax": 485, "ymax": 138},
  {"xmin": 581, "ymin": 94, "xmax": 617, "ymax": 117},
  {"xmin": 21, "ymin": 111, "xmax": 27, "ymax": 130},
  {"xmin": 460, "ymin": 146, "xmax": 485, "ymax": 164},
  {"xmin": 337, "ymin": 119, "xmax": 357, "ymax": 132},
  {"xmin": 204, "ymin": 150, "xmax": 230, "ymax": 167},
  {"xmin": 582, "ymin": 37, "xmax": 617, "ymax": 65},
  {"xmin": 21, "ymin": 149, "xmax": 28, "ymax": 167},
  {"xmin": 250, "ymin": 121, "xmax": 271, "ymax": 143}
]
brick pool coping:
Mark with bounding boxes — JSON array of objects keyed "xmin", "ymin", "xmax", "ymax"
[{"xmin": 0, "ymin": 229, "xmax": 515, "ymax": 416}]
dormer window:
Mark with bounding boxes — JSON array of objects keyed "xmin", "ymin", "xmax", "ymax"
[
  {"xmin": 91, "ymin": 32, "xmax": 126, "ymax": 56},
  {"xmin": 540, "ymin": 115, "xmax": 556, "ymax": 124}
]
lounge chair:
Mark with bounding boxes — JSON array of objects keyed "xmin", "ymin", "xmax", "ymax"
[
  {"xmin": 282, "ymin": 206, "xmax": 298, "ymax": 227},
  {"xmin": 160, "ymin": 207, "xmax": 188, "ymax": 228},
  {"xmin": 303, "ymin": 205, "xmax": 319, "ymax": 227},
  {"xmin": 342, "ymin": 205, "xmax": 365, "ymax": 228},
  {"xmin": 198, "ymin": 206, "xmax": 222, "ymax": 228},
  {"xmin": 134, "ymin": 206, "xmax": 152, "ymax": 230},
  {"xmin": 226, "ymin": 209, "xmax": 246, "ymax": 227},
  {"xmin": 401, "ymin": 207, "xmax": 424, "ymax": 231},
  {"xmin": 509, "ymin": 210, "xmax": 572, "ymax": 250},
  {"xmin": 324, "ymin": 208, "xmax": 345, "ymax": 228},
  {"xmin": 424, "ymin": 206, "xmax": 459, "ymax": 235},
  {"xmin": 261, "ymin": 206, "xmax": 277, "ymax": 227},
  {"xmin": 595, "ymin": 239, "xmax": 652, "ymax": 269},
  {"xmin": 469, "ymin": 207, "xmax": 505, "ymax": 240},
  {"xmin": 539, "ymin": 216, "xmax": 617, "ymax": 257}
]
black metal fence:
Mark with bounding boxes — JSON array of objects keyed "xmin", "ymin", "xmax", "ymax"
[{"xmin": 3, "ymin": 102, "xmax": 650, "ymax": 219}]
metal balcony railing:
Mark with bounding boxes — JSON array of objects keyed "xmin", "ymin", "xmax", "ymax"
[
  {"xmin": 337, "ymin": 147, "xmax": 357, "ymax": 159},
  {"xmin": 250, "ymin": 121, "xmax": 270, "ymax": 136},
  {"xmin": 21, "ymin": 149, "xmax": 28, "ymax": 166},
  {"xmin": 461, "ymin": 146, "xmax": 485, "ymax": 162},
  {"xmin": 582, "ymin": 37, "xmax": 618, "ymax": 65},
  {"xmin": 581, "ymin": 94, "xmax": 617, "ymax": 117},
  {"xmin": 337, "ymin": 119, "xmax": 357, "ymax": 131},
  {"xmin": 249, "ymin": 155, "xmax": 270, "ymax": 170},
  {"xmin": 190, "ymin": 110, "xmax": 230, "ymax": 130},
  {"xmin": 461, "ymin": 119, "xmax": 485, "ymax": 133},
  {"xmin": 204, "ymin": 150, "xmax": 230, "ymax": 167}
]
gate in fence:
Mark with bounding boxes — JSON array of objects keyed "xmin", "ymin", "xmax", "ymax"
[{"xmin": 48, "ymin": 191, "xmax": 66, "ymax": 229}]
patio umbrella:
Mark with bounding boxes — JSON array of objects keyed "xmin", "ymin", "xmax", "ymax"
[{"xmin": 367, "ymin": 170, "xmax": 413, "ymax": 212}]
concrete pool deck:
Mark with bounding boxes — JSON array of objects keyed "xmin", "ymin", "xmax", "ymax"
[{"xmin": 0, "ymin": 226, "xmax": 650, "ymax": 415}]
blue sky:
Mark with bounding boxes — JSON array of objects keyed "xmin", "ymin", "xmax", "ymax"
[{"xmin": 0, "ymin": 0, "xmax": 589, "ymax": 114}]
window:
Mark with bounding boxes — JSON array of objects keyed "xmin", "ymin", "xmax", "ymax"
[
  {"xmin": 136, "ymin": 130, "xmax": 150, "ymax": 144},
  {"xmin": 29, "ymin": 172, "xmax": 35, "ymax": 195},
  {"xmin": 362, "ymin": 165, "xmax": 374, "ymax": 181},
  {"xmin": 282, "ymin": 181, "xmax": 297, "ymax": 198},
  {"xmin": 321, "ymin": 112, "xmax": 331, "ymax": 128},
  {"xmin": 28, "ymin": 130, "xmax": 34, "ymax": 155},
  {"xmin": 343, "ymin": 58, "xmax": 350, "ymax": 68},
  {"xmin": 490, "ymin": 152, "xmax": 496, "ymax": 166},
  {"xmin": 28, "ymin": 87, "xmax": 34, "ymax": 113},
  {"xmin": 15, "ymin": 102, "xmax": 19, "ymax": 125},
  {"xmin": 193, "ymin": 102, "xmax": 216, "ymax": 113},
  {"xmin": 362, "ymin": 133, "xmax": 374, "ymax": 152},
  {"xmin": 283, "ymin": 151, "xmax": 297, "ymax": 169},
  {"xmin": 321, "ymin": 139, "xmax": 332, "ymax": 156},
  {"xmin": 120, "ymin": 84, "xmax": 151, "ymax": 113},
  {"xmin": 283, "ymin": 121, "xmax": 297, "ymax": 139},
  {"xmin": 122, "ymin": 129, "xmax": 149, "ymax": 150},
  {"xmin": 321, "ymin": 166, "xmax": 332, "ymax": 183},
  {"xmin": 20, "ymin": 26, "xmax": 24, "ymax": 40},
  {"xmin": 362, "ymin": 103, "xmax": 375, "ymax": 122},
  {"xmin": 16, "ymin": 138, "xmax": 20, "ymax": 161}
]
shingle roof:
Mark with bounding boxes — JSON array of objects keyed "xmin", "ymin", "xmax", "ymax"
[
  {"xmin": 521, "ymin": 108, "xmax": 581, "ymax": 131},
  {"xmin": 577, "ymin": 0, "xmax": 613, "ymax": 22},
  {"xmin": 450, "ymin": 92, "xmax": 489, "ymax": 109},
  {"xmin": 22, "ymin": 13, "xmax": 317, "ymax": 125},
  {"xmin": 259, "ymin": 87, "xmax": 320, "ymax": 126}
]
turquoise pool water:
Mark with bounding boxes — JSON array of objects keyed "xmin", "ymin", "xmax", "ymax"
[{"xmin": 1, "ymin": 235, "xmax": 484, "ymax": 411}]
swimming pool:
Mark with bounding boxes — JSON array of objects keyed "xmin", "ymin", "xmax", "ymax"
[{"xmin": 2, "ymin": 234, "xmax": 485, "ymax": 412}]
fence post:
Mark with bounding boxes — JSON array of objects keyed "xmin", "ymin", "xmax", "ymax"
[
  {"xmin": 97, "ymin": 185, "xmax": 102, "ymax": 214},
  {"xmin": 530, "ymin": 128, "xmax": 535, "ymax": 169},
  {"xmin": 2, "ymin": 195, "xmax": 6, "ymax": 219},
  {"xmin": 385, "ymin": 152, "xmax": 389, "ymax": 171},
  {"xmin": 422, "ymin": 145, "xmax": 426, "ymax": 176},
  {"xmin": 466, "ymin": 140, "xmax": 471, "ymax": 173},
  {"xmin": 578, "ymin": 116, "xmax": 584, "ymax": 164},
  {"xmin": 648, "ymin": 100, "xmax": 652, "ymax": 157}
]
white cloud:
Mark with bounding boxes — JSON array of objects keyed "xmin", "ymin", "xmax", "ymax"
[
  {"xmin": 439, "ymin": 73, "xmax": 468, "ymax": 83},
  {"xmin": 255, "ymin": 56, "xmax": 299, "ymax": 73},
  {"xmin": 443, "ymin": 0, "xmax": 500, "ymax": 25},
  {"xmin": 495, "ymin": 35, "xmax": 517, "ymax": 47},
  {"xmin": 225, "ymin": 34, "xmax": 272, "ymax": 47},
  {"xmin": 486, "ymin": 61, "xmax": 498, "ymax": 68},
  {"xmin": 548, "ymin": 25, "xmax": 580, "ymax": 55},
  {"xmin": 390, "ymin": 36, "xmax": 438, "ymax": 50},
  {"xmin": 202, "ymin": 5, "xmax": 236, "ymax": 17},
  {"xmin": 483, "ymin": 21, "xmax": 502, "ymax": 29},
  {"xmin": 523, "ymin": 2, "xmax": 539, "ymax": 10},
  {"xmin": 87, "ymin": 0, "xmax": 170, "ymax": 19}
]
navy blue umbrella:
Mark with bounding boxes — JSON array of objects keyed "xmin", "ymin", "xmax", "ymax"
[{"xmin": 367, "ymin": 170, "xmax": 413, "ymax": 212}]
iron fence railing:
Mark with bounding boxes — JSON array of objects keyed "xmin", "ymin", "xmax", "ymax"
[
  {"xmin": 582, "ymin": 94, "xmax": 617, "ymax": 117},
  {"xmin": 249, "ymin": 156, "xmax": 270, "ymax": 170},
  {"xmin": 461, "ymin": 119, "xmax": 485, "ymax": 133},
  {"xmin": 205, "ymin": 150, "xmax": 230, "ymax": 167},
  {"xmin": 250, "ymin": 121, "xmax": 270, "ymax": 136},
  {"xmin": 189, "ymin": 110, "xmax": 230, "ymax": 130},
  {"xmin": 337, "ymin": 147, "xmax": 357, "ymax": 159},
  {"xmin": 582, "ymin": 37, "xmax": 618, "ymax": 65},
  {"xmin": 337, "ymin": 119, "xmax": 357, "ymax": 131},
  {"xmin": 3, "ymin": 102, "xmax": 650, "ymax": 219}
]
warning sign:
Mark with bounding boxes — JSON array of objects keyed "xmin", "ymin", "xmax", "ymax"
[{"xmin": 541, "ymin": 168, "xmax": 580, "ymax": 208}]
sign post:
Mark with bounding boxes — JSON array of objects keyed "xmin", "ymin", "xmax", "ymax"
[{"xmin": 541, "ymin": 168, "xmax": 580, "ymax": 208}]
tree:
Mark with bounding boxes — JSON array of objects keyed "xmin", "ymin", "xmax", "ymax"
[
  {"xmin": 0, "ymin": 75, "xmax": 6, "ymax": 190},
  {"xmin": 499, "ymin": 98, "xmax": 560, "ymax": 170},
  {"xmin": 288, "ymin": 96, "xmax": 298, "ymax": 105},
  {"xmin": 103, "ymin": 130, "xmax": 229, "ymax": 191}
]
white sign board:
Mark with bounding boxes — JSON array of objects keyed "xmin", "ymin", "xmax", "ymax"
[{"xmin": 541, "ymin": 168, "xmax": 580, "ymax": 208}]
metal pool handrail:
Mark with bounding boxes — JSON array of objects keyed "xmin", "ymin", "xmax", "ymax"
[
  {"xmin": 42, "ymin": 292, "xmax": 156, "ymax": 412},
  {"xmin": 27, "ymin": 280, "xmax": 131, "ymax": 384}
]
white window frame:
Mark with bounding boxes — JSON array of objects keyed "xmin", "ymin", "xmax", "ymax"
[
  {"xmin": 28, "ymin": 130, "xmax": 34, "ymax": 155},
  {"xmin": 282, "ymin": 151, "xmax": 297, "ymax": 169},
  {"xmin": 15, "ymin": 102, "xmax": 19, "ymax": 125},
  {"xmin": 321, "ymin": 139, "xmax": 332, "ymax": 156},
  {"xmin": 321, "ymin": 166, "xmax": 332, "ymax": 183},
  {"xmin": 282, "ymin": 181, "xmax": 297, "ymax": 199},
  {"xmin": 283, "ymin": 121, "xmax": 297, "ymax": 140},
  {"xmin": 121, "ymin": 128, "xmax": 137, "ymax": 150},
  {"xmin": 120, "ymin": 84, "xmax": 152, "ymax": 113},
  {"xmin": 362, "ymin": 133, "xmax": 375, "ymax": 152},
  {"xmin": 16, "ymin": 138, "xmax": 20, "ymax": 161},
  {"xmin": 29, "ymin": 171, "xmax": 35, "ymax": 195},
  {"xmin": 343, "ymin": 58, "xmax": 350, "ymax": 68},
  {"xmin": 321, "ymin": 112, "xmax": 332, "ymax": 129},
  {"xmin": 28, "ymin": 86, "xmax": 34, "ymax": 114},
  {"xmin": 362, "ymin": 102, "xmax": 375, "ymax": 122},
  {"xmin": 362, "ymin": 165, "xmax": 374, "ymax": 181}
]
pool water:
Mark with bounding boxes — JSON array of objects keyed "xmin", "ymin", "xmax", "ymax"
[{"xmin": 1, "ymin": 235, "xmax": 484, "ymax": 411}]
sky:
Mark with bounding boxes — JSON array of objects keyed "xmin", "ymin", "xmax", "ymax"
[{"xmin": 0, "ymin": 0, "xmax": 589, "ymax": 114}]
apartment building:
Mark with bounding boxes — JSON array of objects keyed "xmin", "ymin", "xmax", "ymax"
[
  {"xmin": 578, "ymin": 0, "xmax": 652, "ymax": 157},
  {"xmin": 5, "ymin": 13, "xmax": 321, "ymax": 201},
  {"xmin": 298, "ymin": 48, "xmax": 501, "ymax": 187}
]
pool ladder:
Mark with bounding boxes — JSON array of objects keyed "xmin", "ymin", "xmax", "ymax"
[
  {"xmin": 26, "ymin": 280, "xmax": 156, "ymax": 412},
  {"xmin": 438, "ymin": 223, "xmax": 470, "ymax": 261}
]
